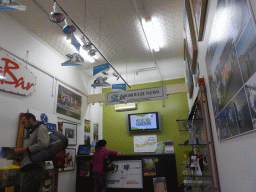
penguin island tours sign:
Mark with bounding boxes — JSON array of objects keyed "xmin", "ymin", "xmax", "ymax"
[
  {"xmin": 105, "ymin": 86, "xmax": 168, "ymax": 105},
  {"xmin": 0, "ymin": 50, "xmax": 36, "ymax": 96}
]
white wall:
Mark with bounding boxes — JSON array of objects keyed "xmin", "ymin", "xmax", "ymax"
[
  {"xmin": 0, "ymin": 12, "xmax": 100, "ymax": 192},
  {"xmin": 188, "ymin": 0, "xmax": 256, "ymax": 191}
]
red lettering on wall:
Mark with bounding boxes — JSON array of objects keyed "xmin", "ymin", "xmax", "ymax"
[{"xmin": 0, "ymin": 58, "xmax": 35, "ymax": 91}]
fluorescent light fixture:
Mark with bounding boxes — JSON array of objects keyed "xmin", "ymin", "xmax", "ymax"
[
  {"xmin": 142, "ymin": 18, "xmax": 160, "ymax": 52},
  {"xmin": 80, "ymin": 48, "xmax": 95, "ymax": 63},
  {"xmin": 65, "ymin": 35, "xmax": 95, "ymax": 63}
]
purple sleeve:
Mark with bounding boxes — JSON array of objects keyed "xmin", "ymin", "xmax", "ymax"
[{"xmin": 105, "ymin": 148, "xmax": 117, "ymax": 155}]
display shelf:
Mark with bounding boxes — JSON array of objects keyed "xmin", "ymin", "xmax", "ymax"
[{"xmin": 177, "ymin": 82, "xmax": 220, "ymax": 192}]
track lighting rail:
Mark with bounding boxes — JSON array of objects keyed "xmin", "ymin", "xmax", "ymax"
[{"xmin": 53, "ymin": 0, "xmax": 131, "ymax": 88}]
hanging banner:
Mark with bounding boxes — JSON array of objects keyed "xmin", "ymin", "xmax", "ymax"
[
  {"xmin": 29, "ymin": 109, "xmax": 58, "ymax": 132},
  {"xmin": 112, "ymin": 83, "xmax": 126, "ymax": 91},
  {"xmin": 0, "ymin": 1, "xmax": 26, "ymax": 11},
  {"xmin": 105, "ymin": 86, "xmax": 167, "ymax": 105},
  {"xmin": 71, "ymin": 33, "xmax": 81, "ymax": 51},
  {"xmin": 93, "ymin": 63, "xmax": 110, "ymax": 76},
  {"xmin": 61, "ymin": 53, "xmax": 84, "ymax": 66},
  {"xmin": 0, "ymin": 49, "xmax": 36, "ymax": 96}
]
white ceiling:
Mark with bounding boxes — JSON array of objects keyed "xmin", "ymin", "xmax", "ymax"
[{"xmin": 5, "ymin": 0, "xmax": 185, "ymax": 87}]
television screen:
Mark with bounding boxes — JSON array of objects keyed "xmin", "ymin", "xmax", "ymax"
[{"xmin": 126, "ymin": 112, "xmax": 161, "ymax": 132}]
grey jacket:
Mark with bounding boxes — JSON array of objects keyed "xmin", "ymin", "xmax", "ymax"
[{"xmin": 20, "ymin": 123, "xmax": 50, "ymax": 169}]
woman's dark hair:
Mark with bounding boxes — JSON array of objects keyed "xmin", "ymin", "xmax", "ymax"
[
  {"xmin": 96, "ymin": 140, "xmax": 106, "ymax": 148},
  {"xmin": 20, "ymin": 113, "xmax": 36, "ymax": 122}
]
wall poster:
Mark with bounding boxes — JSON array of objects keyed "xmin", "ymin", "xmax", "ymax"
[
  {"xmin": 93, "ymin": 123, "xmax": 99, "ymax": 141},
  {"xmin": 59, "ymin": 148, "xmax": 76, "ymax": 172},
  {"xmin": 206, "ymin": 0, "xmax": 256, "ymax": 141},
  {"xmin": 63, "ymin": 122, "xmax": 77, "ymax": 146},
  {"xmin": 55, "ymin": 82, "xmax": 82, "ymax": 123},
  {"xmin": 106, "ymin": 160, "xmax": 143, "ymax": 189},
  {"xmin": 84, "ymin": 119, "xmax": 91, "ymax": 145},
  {"xmin": 142, "ymin": 157, "xmax": 156, "ymax": 176},
  {"xmin": 184, "ymin": 0, "xmax": 198, "ymax": 74},
  {"xmin": 134, "ymin": 135, "xmax": 157, "ymax": 153}
]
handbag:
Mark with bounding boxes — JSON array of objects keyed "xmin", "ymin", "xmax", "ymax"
[{"xmin": 103, "ymin": 153, "xmax": 118, "ymax": 173}]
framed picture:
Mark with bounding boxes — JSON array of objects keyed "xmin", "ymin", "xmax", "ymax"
[
  {"xmin": 184, "ymin": 39, "xmax": 194, "ymax": 98},
  {"xmin": 55, "ymin": 82, "xmax": 82, "ymax": 124},
  {"xmin": 184, "ymin": 0, "xmax": 198, "ymax": 74},
  {"xmin": 63, "ymin": 122, "xmax": 77, "ymax": 146},
  {"xmin": 93, "ymin": 123, "xmax": 99, "ymax": 141},
  {"xmin": 190, "ymin": 0, "xmax": 208, "ymax": 41},
  {"xmin": 205, "ymin": 0, "xmax": 256, "ymax": 141},
  {"xmin": 59, "ymin": 148, "xmax": 76, "ymax": 172},
  {"xmin": 84, "ymin": 119, "xmax": 91, "ymax": 132}
]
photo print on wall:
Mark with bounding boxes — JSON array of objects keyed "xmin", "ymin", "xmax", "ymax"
[
  {"xmin": 63, "ymin": 122, "xmax": 77, "ymax": 145},
  {"xmin": 93, "ymin": 123, "xmax": 99, "ymax": 141},
  {"xmin": 84, "ymin": 120, "xmax": 91, "ymax": 145},
  {"xmin": 55, "ymin": 82, "xmax": 82, "ymax": 123},
  {"xmin": 205, "ymin": 0, "xmax": 256, "ymax": 141}
]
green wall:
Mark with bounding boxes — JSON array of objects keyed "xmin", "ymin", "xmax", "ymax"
[{"xmin": 102, "ymin": 78, "xmax": 189, "ymax": 184}]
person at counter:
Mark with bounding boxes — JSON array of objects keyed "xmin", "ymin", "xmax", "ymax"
[
  {"xmin": 14, "ymin": 113, "xmax": 50, "ymax": 192},
  {"xmin": 91, "ymin": 139, "xmax": 121, "ymax": 192}
]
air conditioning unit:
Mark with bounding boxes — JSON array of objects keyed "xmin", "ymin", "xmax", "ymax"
[{"xmin": 115, "ymin": 103, "xmax": 137, "ymax": 111}]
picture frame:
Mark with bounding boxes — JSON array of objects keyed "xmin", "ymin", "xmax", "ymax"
[
  {"xmin": 190, "ymin": 0, "xmax": 208, "ymax": 41},
  {"xmin": 93, "ymin": 123, "xmax": 99, "ymax": 141},
  {"xmin": 55, "ymin": 82, "xmax": 82, "ymax": 124},
  {"xmin": 59, "ymin": 148, "xmax": 76, "ymax": 172},
  {"xmin": 205, "ymin": 0, "xmax": 256, "ymax": 141},
  {"xmin": 184, "ymin": 0, "xmax": 198, "ymax": 74},
  {"xmin": 84, "ymin": 119, "xmax": 91, "ymax": 145},
  {"xmin": 63, "ymin": 122, "xmax": 77, "ymax": 146},
  {"xmin": 184, "ymin": 38, "xmax": 194, "ymax": 98}
]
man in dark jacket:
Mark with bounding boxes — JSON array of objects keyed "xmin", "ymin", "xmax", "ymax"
[{"xmin": 14, "ymin": 113, "xmax": 50, "ymax": 192}]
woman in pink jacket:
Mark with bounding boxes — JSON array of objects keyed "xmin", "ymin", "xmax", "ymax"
[{"xmin": 91, "ymin": 140, "xmax": 121, "ymax": 192}]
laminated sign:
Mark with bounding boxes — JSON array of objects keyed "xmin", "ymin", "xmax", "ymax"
[
  {"xmin": 105, "ymin": 86, "xmax": 167, "ymax": 105},
  {"xmin": 0, "ymin": 49, "xmax": 36, "ymax": 96}
]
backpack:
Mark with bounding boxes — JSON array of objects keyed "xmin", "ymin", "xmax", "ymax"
[
  {"xmin": 30, "ymin": 130, "xmax": 68, "ymax": 162},
  {"xmin": 52, "ymin": 149, "xmax": 66, "ymax": 168},
  {"xmin": 103, "ymin": 153, "xmax": 118, "ymax": 173}
]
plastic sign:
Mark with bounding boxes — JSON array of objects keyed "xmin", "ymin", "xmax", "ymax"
[
  {"xmin": 93, "ymin": 63, "xmax": 110, "ymax": 76},
  {"xmin": 61, "ymin": 53, "xmax": 84, "ymax": 66},
  {"xmin": 0, "ymin": 50, "xmax": 36, "ymax": 96},
  {"xmin": 0, "ymin": 0, "xmax": 26, "ymax": 11},
  {"xmin": 112, "ymin": 83, "xmax": 126, "ymax": 91},
  {"xmin": 71, "ymin": 33, "xmax": 81, "ymax": 51},
  {"xmin": 105, "ymin": 86, "xmax": 167, "ymax": 105}
]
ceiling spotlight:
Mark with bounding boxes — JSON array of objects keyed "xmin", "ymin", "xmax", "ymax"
[
  {"xmin": 102, "ymin": 71, "xmax": 109, "ymax": 75},
  {"xmin": 82, "ymin": 42, "xmax": 92, "ymax": 51},
  {"xmin": 49, "ymin": 2, "xmax": 65, "ymax": 23},
  {"xmin": 88, "ymin": 49, "xmax": 96, "ymax": 57},
  {"xmin": 63, "ymin": 18, "xmax": 76, "ymax": 34},
  {"xmin": 113, "ymin": 72, "xmax": 120, "ymax": 81}
]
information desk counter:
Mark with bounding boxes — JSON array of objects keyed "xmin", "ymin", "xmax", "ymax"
[{"xmin": 76, "ymin": 153, "xmax": 178, "ymax": 192}]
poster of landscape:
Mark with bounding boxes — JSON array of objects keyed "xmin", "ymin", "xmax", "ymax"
[{"xmin": 205, "ymin": 0, "xmax": 256, "ymax": 140}]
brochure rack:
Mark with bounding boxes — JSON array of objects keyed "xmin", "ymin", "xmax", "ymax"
[{"xmin": 176, "ymin": 78, "xmax": 220, "ymax": 192}]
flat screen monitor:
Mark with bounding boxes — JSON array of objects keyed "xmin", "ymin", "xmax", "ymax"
[
  {"xmin": 78, "ymin": 145, "xmax": 91, "ymax": 155},
  {"xmin": 126, "ymin": 111, "xmax": 162, "ymax": 132}
]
